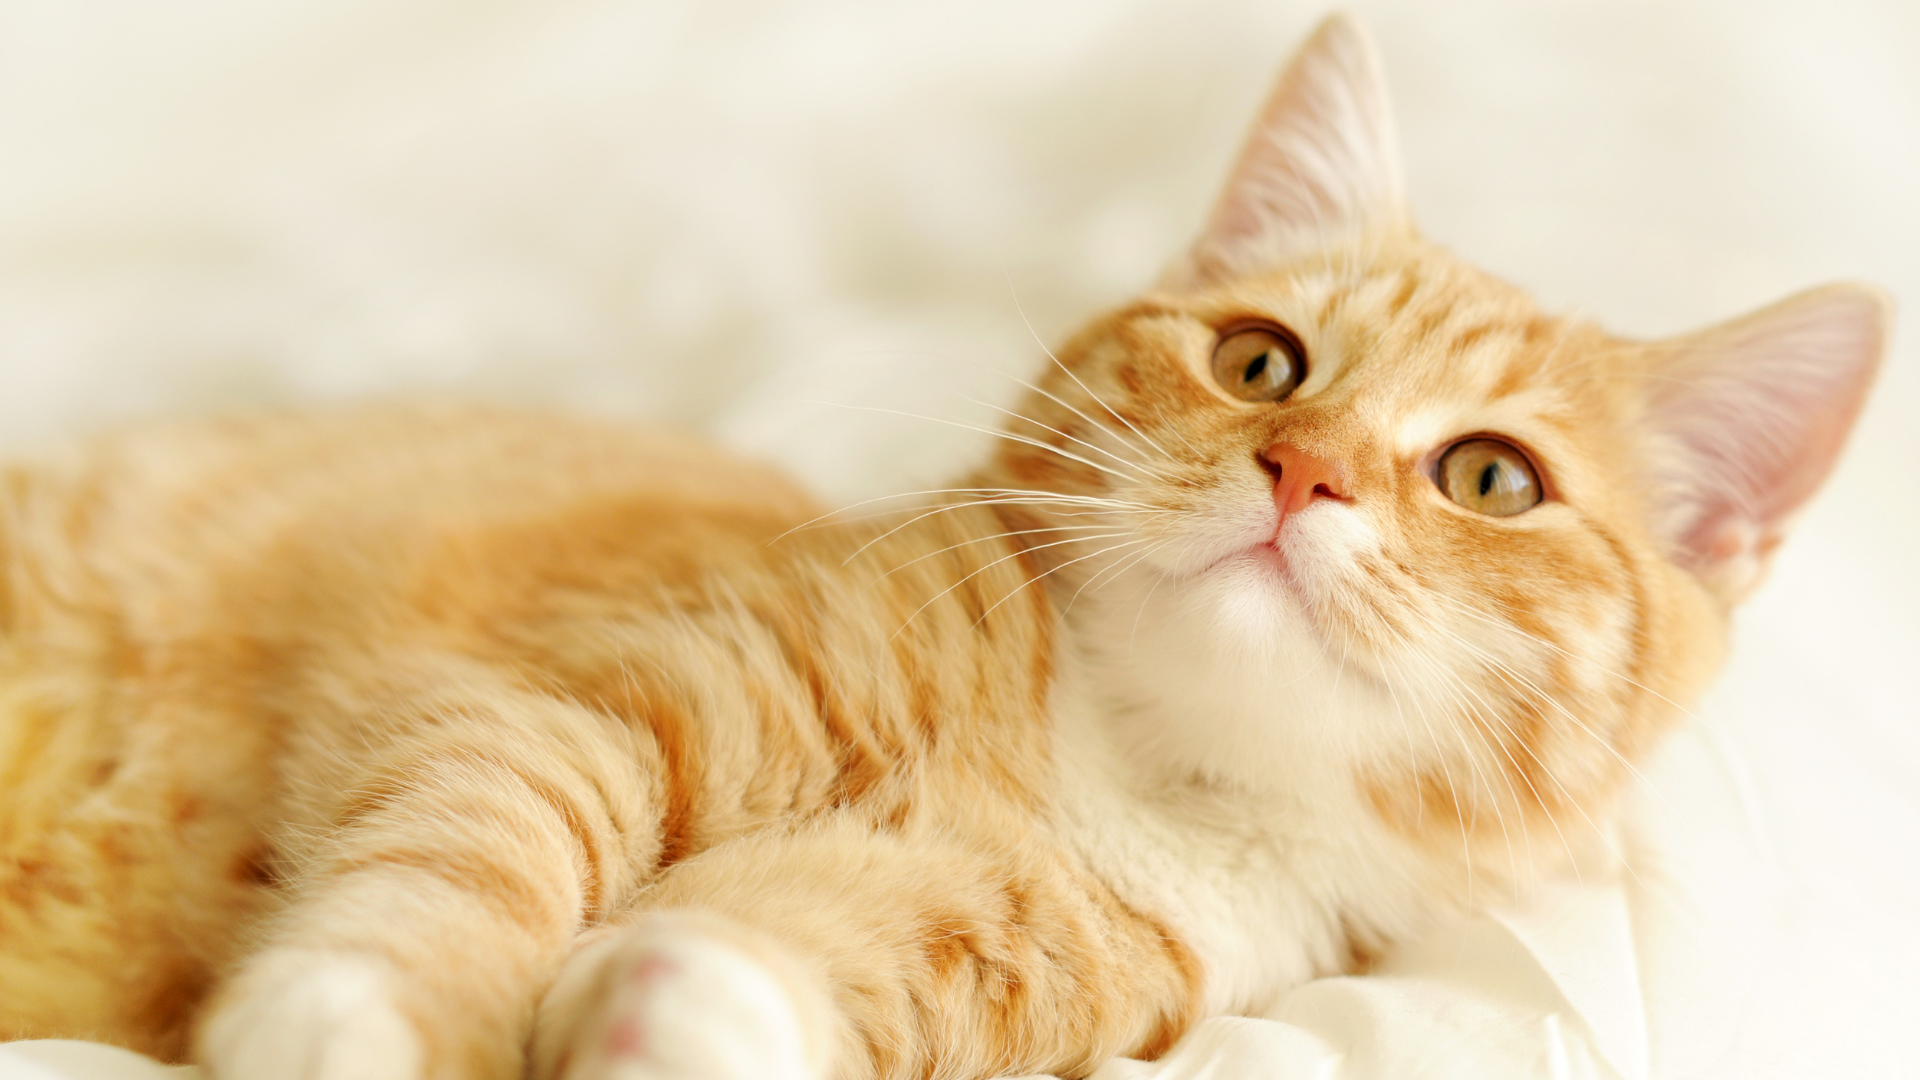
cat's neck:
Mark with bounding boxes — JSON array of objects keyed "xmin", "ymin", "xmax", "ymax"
[
  {"xmin": 1044, "ymin": 636, "xmax": 1436, "ymax": 1016},
  {"xmin": 1044, "ymin": 572, "xmax": 1634, "ymax": 1014}
]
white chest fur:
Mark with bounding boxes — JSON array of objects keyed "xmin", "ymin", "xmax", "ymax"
[{"xmin": 1046, "ymin": 648, "xmax": 1436, "ymax": 1016}]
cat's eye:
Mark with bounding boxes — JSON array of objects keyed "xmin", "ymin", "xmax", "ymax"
[
  {"xmin": 1436, "ymin": 438, "xmax": 1542, "ymax": 517},
  {"xmin": 1210, "ymin": 324, "xmax": 1306, "ymax": 403}
]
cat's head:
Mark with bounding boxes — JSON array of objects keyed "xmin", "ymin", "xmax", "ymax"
[{"xmin": 979, "ymin": 16, "xmax": 1886, "ymax": 890}]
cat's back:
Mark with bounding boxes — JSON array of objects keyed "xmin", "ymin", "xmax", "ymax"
[
  {"xmin": 0, "ymin": 403, "xmax": 830, "ymax": 842},
  {"xmin": 4, "ymin": 404, "xmax": 816, "ymax": 616},
  {"xmin": 0, "ymin": 405, "xmax": 827, "ymax": 1051}
]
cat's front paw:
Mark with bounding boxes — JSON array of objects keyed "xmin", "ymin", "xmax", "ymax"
[
  {"xmin": 197, "ymin": 950, "xmax": 424, "ymax": 1080},
  {"xmin": 533, "ymin": 914, "xmax": 835, "ymax": 1080}
]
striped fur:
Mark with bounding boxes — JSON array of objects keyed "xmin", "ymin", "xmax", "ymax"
[{"xmin": 0, "ymin": 14, "xmax": 1884, "ymax": 1080}]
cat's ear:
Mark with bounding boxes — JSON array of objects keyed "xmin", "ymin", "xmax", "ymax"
[
  {"xmin": 1161, "ymin": 14, "xmax": 1407, "ymax": 290},
  {"xmin": 1643, "ymin": 282, "xmax": 1890, "ymax": 601}
]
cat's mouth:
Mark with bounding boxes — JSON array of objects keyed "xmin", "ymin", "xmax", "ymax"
[
  {"xmin": 1196, "ymin": 537, "xmax": 1304, "ymax": 598},
  {"xmin": 1180, "ymin": 515, "xmax": 1355, "ymax": 632},
  {"xmin": 1234, "ymin": 540, "xmax": 1292, "ymax": 581}
]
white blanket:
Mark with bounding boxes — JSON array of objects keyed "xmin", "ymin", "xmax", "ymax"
[{"xmin": 2, "ymin": 1, "xmax": 1916, "ymax": 1077}]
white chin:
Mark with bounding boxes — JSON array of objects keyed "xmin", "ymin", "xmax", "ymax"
[{"xmin": 1197, "ymin": 551, "xmax": 1309, "ymax": 644}]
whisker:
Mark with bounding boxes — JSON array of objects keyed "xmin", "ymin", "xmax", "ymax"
[
  {"xmin": 839, "ymin": 495, "xmax": 1168, "ymax": 566},
  {"xmin": 870, "ymin": 524, "xmax": 1132, "ymax": 582},
  {"xmin": 1414, "ymin": 690, "xmax": 1476, "ymax": 907},
  {"xmin": 809, "ymin": 400, "xmax": 1149, "ymax": 487},
  {"xmin": 1399, "ymin": 606, "xmax": 1661, "ymax": 888},
  {"xmin": 971, "ymin": 537, "xmax": 1155, "ymax": 630},
  {"xmin": 965, "ymin": 396, "xmax": 1176, "ymax": 482},
  {"xmin": 1402, "ymin": 642, "xmax": 1564, "ymax": 885},
  {"xmin": 819, "ymin": 501, "xmax": 1155, "ymax": 534},
  {"xmin": 986, "ymin": 370, "xmax": 1177, "ymax": 468},
  {"xmin": 767, "ymin": 486, "xmax": 1156, "ymax": 546},
  {"xmin": 1376, "ymin": 666, "xmax": 1425, "ymax": 832},
  {"xmin": 1061, "ymin": 538, "xmax": 1168, "ymax": 618},
  {"xmin": 889, "ymin": 533, "xmax": 1112, "ymax": 640},
  {"xmin": 1422, "ymin": 606, "xmax": 1679, "ymax": 825},
  {"xmin": 1424, "ymin": 596, "xmax": 1683, "ymax": 801},
  {"xmin": 1404, "ymin": 647, "xmax": 1522, "ymax": 887},
  {"xmin": 1432, "ymin": 593, "xmax": 1705, "ymax": 727},
  {"xmin": 1127, "ymin": 561, "xmax": 1172, "ymax": 654},
  {"xmin": 1001, "ymin": 269, "xmax": 1180, "ymax": 464}
]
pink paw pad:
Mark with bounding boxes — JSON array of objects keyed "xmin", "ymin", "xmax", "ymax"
[{"xmin": 551, "ymin": 931, "xmax": 821, "ymax": 1080}]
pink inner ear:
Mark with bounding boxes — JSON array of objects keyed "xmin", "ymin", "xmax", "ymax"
[
  {"xmin": 1649, "ymin": 284, "xmax": 1888, "ymax": 579},
  {"xmin": 1177, "ymin": 15, "xmax": 1404, "ymax": 286}
]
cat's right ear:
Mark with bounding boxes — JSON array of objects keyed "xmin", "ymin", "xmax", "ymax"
[
  {"xmin": 1641, "ymin": 282, "xmax": 1890, "ymax": 603},
  {"xmin": 1161, "ymin": 14, "xmax": 1408, "ymax": 290}
]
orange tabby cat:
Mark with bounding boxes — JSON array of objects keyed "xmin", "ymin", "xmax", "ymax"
[{"xmin": 0, "ymin": 15, "xmax": 1887, "ymax": 1080}]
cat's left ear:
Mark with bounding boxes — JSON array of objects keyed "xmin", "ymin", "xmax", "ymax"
[
  {"xmin": 1643, "ymin": 282, "xmax": 1890, "ymax": 601},
  {"xmin": 1162, "ymin": 14, "xmax": 1408, "ymax": 290}
]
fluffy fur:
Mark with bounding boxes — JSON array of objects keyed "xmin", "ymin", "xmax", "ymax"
[{"xmin": 0, "ymin": 16, "xmax": 1887, "ymax": 1080}]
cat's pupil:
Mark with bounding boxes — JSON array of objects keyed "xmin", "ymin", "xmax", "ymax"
[
  {"xmin": 1479, "ymin": 464, "xmax": 1496, "ymax": 497},
  {"xmin": 1244, "ymin": 353, "xmax": 1269, "ymax": 383}
]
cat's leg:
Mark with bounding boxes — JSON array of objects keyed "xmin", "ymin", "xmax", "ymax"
[
  {"xmin": 532, "ymin": 910, "xmax": 839, "ymax": 1080},
  {"xmin": 532, "ymin": 812, "xmax": 1202, "ymax": 1080},
  {"xmin": 196, "ymin": 702, "xmax": 656, "ymax": 1080}
]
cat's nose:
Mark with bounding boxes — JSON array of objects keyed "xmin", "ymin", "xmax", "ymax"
[{"xmin": 1259, "ymin": 443, "xmax": 1349, "ymax": 524}]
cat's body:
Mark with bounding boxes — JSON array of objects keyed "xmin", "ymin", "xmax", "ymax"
[{"xmin": 0, "ymin": 16, "xmax": 1887, "ymax": 1080}]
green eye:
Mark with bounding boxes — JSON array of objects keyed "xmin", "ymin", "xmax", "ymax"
[
  {"xmin": 1211, "ymin": 324, "xmax": 1306, "ymax": 403},
  {"xmin": 1437, "ymin": 438, "xmax": 1542, "ymax": 516}
]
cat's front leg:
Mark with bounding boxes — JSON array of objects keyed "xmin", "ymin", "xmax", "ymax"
[
  {"xmin": 531, "ymin": 911, "xmax": 840, "ymax": 1080},
  {"xmin": 196, "ymin": 707, "xmax": 646, "ymax": 1080},
  {"xmin": 534, "ymin": 813, "xmax": 1203, "ymax": 1080}
]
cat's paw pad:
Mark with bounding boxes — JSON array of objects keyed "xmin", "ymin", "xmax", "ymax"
[
  {"xmin": 198, "ymin": 951, "xmax": 423, "ymax": 1080},
  {"xmin": 537, "ymin": 918, "xmax": 829, "ymax": 1080}
]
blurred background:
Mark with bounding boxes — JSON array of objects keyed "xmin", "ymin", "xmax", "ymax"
[{"xmin": 0, "ymin": 0, "xmax": 1914, "ymax": 1075}]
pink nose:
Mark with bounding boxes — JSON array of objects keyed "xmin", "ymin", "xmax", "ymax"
[{"xmin": 1261, "ymin": 443, "xmax": 1348, "ymax": 524}]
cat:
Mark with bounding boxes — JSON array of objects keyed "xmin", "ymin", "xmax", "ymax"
[{"xmin": 0, "ymin": 13, "xmax": 1887, "ymax": 1080}]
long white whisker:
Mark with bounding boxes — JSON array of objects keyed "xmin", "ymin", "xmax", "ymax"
[
  {"xmin": 1403, "ymin": 642, "xmax": 1559, "ymax": 885},
  {"xmin": 1426, "ymin": 595, "xmax": 1676, "ymax": 802},
  {"xmin": 871, "ymin": 524, "xmax": 1132, "ymax": 582},
  {"xmin": 1433, "ymin": 592, "xmax": 1704, "ymax": 727},
  {"xmin": 890, "ymin": 533, "xmax": 1107, "ymax": 640},
  {"xmin": 1126, "ymin": 559, "xmax": 1175, "ymax": 654},
  {"xmin": 1001, "ymin": 269, "xmax": 1180, "ymax": 463},
  {"xmin": 841, "ymin": 496, "xmax": 1165, "ymax": 565},
  {"xmin": 1061, "ymin": 538, "xmax": 1168, "ymax": 618},
  {"xmin": 1424, "ymin": 607, "xmax": 1679, "ymax": 826},
  {"xmin": 988, "ymin": 370, "xmax": 1177, "ymax": 468},
  {"xmin": 966, "ymin": 396, "xmax": 1175, "ymax": 481},
  {"xmin": 1386, "ymin": 662, "xmax": 1481, "ymax": 908},
  {"xmin": 767, "ymin": 486, "xmax": 1156, "ymax": 545},
  {"xmin": 810, "ymin": 400, "xmax": 1146, "ymax": 487},
  {"xmin": 1377, "ymin": 666, "xmax": 1424, "ymax": 832},
  {"xmin": 1407, "ymin": 647, "xmax": 1521, "ymax": 887},
  {"xmin": 971, "ymin": 537, "xmax": 1154, "ymax": 630},
  {"xmin": 1403, "ymin": 605, "xmax": 1660, "ymax": 888},
  {"xmin": 821, "ymin": 501, "xmax": 1160, "ymax": 534}
]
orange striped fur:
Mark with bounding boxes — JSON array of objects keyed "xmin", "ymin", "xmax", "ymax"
[{"xmin": 0, "ymin": 15, "xmax": 1886, "ymax": 1080}]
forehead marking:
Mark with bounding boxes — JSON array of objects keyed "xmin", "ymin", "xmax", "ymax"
[
  {"xmin": 1489, "ymin": 353, "xmax": 1544, "ymax": 403},
  {"xmin": 1394, "ymin": 407, "xmax": 1466, "ymax": 459},
  {"xmin": 1316, "ymin": 287, "xmax": 1349, "ymax": 326}
]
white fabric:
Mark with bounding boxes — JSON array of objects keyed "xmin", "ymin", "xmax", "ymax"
[{"xmin": 2, "ymin": 2, "xmax": 1917, "ymax": 1078}]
